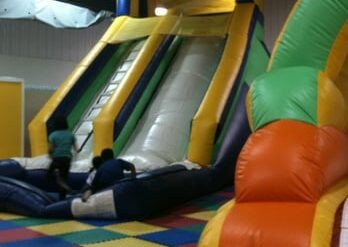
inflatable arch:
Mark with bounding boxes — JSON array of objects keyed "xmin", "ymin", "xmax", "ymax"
[{"xmin": 199, "ymin": 0, "xmax": 348, "ymax": 246}]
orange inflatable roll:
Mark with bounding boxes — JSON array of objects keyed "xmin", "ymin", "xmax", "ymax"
[
  {"xmin": 219, "ymin": 202, "xmax": 316, "ymax": 247},
  {"xmin": 236, "ymin": 120, "xmax": 348, "ymax": 203},
  {"xmin": 217, "ymin": 120, "xmax": 348, "ymax": 246}
]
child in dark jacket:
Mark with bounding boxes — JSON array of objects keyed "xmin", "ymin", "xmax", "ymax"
[{"xmin": 81, "ymin": 148, "xmax": 136, "ymax": 202}]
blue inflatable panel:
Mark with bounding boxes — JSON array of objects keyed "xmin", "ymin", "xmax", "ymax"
[
  {"xmin": 113, "ymin": 167, "xmax": 212, "ymax": 219},
  {"xmin": 136, "ymin": 164, "xmax": 186, "ymax": 179},
  {"xmin": 0, "ymin": 176, "xmax": 55, "ymax": 217},
  {"xmin": 45, "ymin": 200, "xmax": 74, "ymax": 218},
  {"xmin": 23, "ymin": 170, "xmax": 87, "ymax": 192},
  {"xmin": 215, "ymin": 83, "xmax": 251, "ymax": 172},
  {"xmin": 0, "ymin": 162, "xmax": 88, "ymax": 193},
  {"xmin": 0, "ymin": 159, "xmax": 24, "ymax": 178}
]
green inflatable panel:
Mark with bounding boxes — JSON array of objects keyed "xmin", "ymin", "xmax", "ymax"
[
  {"xmin": 270, "ymin": 0, "xmax": 348, "ymax": 71},
  {"xmin": 249, "ymin": 66, "xmax": 319, "ymax": 131}
]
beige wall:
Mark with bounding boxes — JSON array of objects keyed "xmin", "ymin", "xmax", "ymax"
[
  {"xmin": 0, "ymin": 19, "xmax": 110, "ymax": 63},
  {"xmin": 264, "ymin": 0, "xmax": 295, "ymax": 51},
  {"xmin": 0, "ymin": 19, "xmax": 111, "ymax": 155},
  {"xmin": 24, "ymin": 89, "xmax": 54, "ymax": 156}
]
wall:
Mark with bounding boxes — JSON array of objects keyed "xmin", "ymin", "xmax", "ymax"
[
  {"xmin": 0, "ymin": 54, "xmax": 76, "ymax": 88},
  {"xmin": 264, "ymin": 0, "xmax": 295, "ymax": 52},
  {"xmin": 0, "ymin": 19, "xmax": 111, "ymax": 63},
  {"xmin": 0, "ymin": 19, "xmax": 110, "ymax": 155}
]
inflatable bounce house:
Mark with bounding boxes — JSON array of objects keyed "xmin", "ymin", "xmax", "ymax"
[
  {"xmin": 199, "ymin": 0, "xmax": 348, "ymax": 246},
  {"xmin": 0, "ymin": 0, "xmax": 269, "ymax": 219}
]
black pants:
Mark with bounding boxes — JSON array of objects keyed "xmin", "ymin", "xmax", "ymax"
[{"xmin": 47, "ymin": 157, "xmax": 71, "ymax": 200}]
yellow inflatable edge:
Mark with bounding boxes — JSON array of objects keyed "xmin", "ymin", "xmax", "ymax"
[
  {"xmin": 187, "ymin": 4, "xmax": 255, "ymax": 166},
  {"xmin": 310, "ymin": 178, "xmax": 348, "ymax": 247}
]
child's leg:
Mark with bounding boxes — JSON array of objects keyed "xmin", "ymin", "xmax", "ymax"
[
  {"xmin": 47, "ymin": 159, "xmax": 58, "ymax": 181},
  {"xmin": 56, "ymin": 157, "xmax": 72, "ymax": 199},
  {"xmin": 81, "ymin": 189, "xmax": 92, "ymax": 202}
]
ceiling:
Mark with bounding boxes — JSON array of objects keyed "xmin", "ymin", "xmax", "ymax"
[{"xmin": 53, "ymin": 0, "xmax": 116, "ymax": 12}]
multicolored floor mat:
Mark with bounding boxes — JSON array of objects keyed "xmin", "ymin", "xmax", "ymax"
[{"xmin": 0, "ymin": 186, "xmax": 233, "ymax": 247}]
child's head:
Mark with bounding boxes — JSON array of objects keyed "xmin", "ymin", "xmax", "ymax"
[
  {"xmin": 101, "ymin": 148, "xmax": 114, "ymax": 161},
  {"xmin": 54, "ymin": 116, "xmax": 69, "ymax": 130},
  {"xmin": 92, "ymin": 156, "xmax": 103, "ymax": 170}
]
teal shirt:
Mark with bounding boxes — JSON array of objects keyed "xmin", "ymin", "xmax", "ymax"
[{"xmin": 48, "ymin": 130, "xmax": 75, "ymax": 158}]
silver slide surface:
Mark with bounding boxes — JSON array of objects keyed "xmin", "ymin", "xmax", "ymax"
[{"xmin": 119, "ymin": 37, "xmax": 224, "ymax": 171}]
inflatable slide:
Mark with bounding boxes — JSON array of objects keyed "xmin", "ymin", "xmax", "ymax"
[
  {"xmin": 0, "ymin": 0, "xmax": 269, "ymax": 219},
  {"xmin": 199, "ymin": 0, "xmax": 348, "ymax": 246}
]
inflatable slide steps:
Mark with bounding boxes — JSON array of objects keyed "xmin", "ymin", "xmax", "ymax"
[{"xmin": 73, "ymin": 40, "xmax": 146, "ymax": 154}]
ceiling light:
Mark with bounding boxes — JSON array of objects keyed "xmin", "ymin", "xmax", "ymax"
[{"xmin": 155, "ymin": 7, "xmax": 168, "ymax": 16}]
